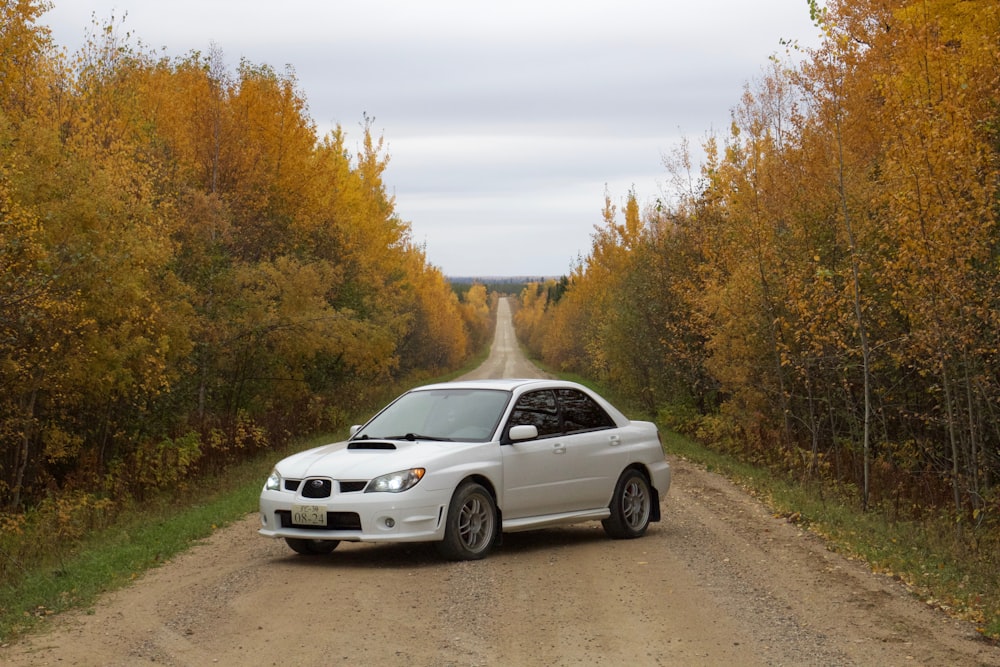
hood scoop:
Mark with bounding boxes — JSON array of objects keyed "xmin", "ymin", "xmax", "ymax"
[{"xmin": 347, "ymin": 441, "xmax": 397, "ymax": 450}]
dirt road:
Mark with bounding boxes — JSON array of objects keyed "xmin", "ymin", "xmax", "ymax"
[{"xmin": 5, "ymin": 299, "xmax": 998, "ymax": 666}]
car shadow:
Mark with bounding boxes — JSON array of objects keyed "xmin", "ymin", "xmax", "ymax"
[
  {"xmin": 272, "ymin": 522, "xmax": 650, "ymax": 570},
  {"xmin": 497, "ymin": 524, "xmax": 611, "ymax": 554}
]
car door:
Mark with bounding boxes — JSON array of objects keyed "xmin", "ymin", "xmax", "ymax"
[
  {"xmin": 553, "ymin": 388, "xmax": 628, "ymax": 510},
  {"xmin": 500, "ymin": 388, "xmax": 627, "ymax": 518},
  {"xmin": 499, "ymin": 389, "xmax": 566, "ymax": 519}
]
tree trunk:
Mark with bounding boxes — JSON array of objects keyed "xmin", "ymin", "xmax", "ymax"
[{"xmin": 11, "ymin": 388, "xmax": 37, "ymax": 511}]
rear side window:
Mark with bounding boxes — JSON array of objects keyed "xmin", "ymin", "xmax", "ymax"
[{"xmin": 556, "ymin": 389, "xmax": 615, "ymax": 433}]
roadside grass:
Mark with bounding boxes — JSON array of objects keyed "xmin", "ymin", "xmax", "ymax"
[{"xmin": 0, "ymin": 437, "xmax": 302, "ymax": 644}]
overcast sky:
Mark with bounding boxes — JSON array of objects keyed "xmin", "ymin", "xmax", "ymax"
[{"xmin": 42, "ymin": 1, "xmax": 821, "ymax": 277}]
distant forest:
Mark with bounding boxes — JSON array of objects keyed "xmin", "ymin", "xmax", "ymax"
[{"xmin": 451, "ymin": 276, "xmax": 562, "ymax": 297}]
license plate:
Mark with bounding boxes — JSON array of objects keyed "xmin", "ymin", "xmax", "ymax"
[{"xmin": 291, "ymin": 505, "xmax": 327, "ymax": 526}]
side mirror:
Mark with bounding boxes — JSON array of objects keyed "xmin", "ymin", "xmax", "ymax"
[
  {"xmin": 508, "ymin": 425, "xmax": 539, "ymax": 442},
  {"xmin": 349, "ymin": 425, "xmax": 362, "ymax": 437}
]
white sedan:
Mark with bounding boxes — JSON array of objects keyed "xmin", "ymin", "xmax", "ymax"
[{"xmin": 259, "ymin": 379, "xmax": 671, "ymax": 560}]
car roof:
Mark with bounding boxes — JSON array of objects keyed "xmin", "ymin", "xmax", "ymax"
[
  {"xmin": 411, "ymin": 378, "xmax": 556, "ymax": 392},
  {"xmin": 410, "ymin": 378, "xmax": 615, "ymax": 399}
]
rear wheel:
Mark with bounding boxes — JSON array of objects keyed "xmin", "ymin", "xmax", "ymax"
[
  {"xmin": 602, "ymin": 468, "xmax": 652, "ymax": 539},
  {"xmin": 436, "ymin": 482, "xmax": 497, "ymax": 560},
  {"xmin": 285, "ymin": 538, "xmax": 340, "ymax": 555}
]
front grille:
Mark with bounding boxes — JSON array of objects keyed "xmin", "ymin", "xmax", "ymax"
[
  {"xmin": 339, "ymin": 481, "xmax": 367, "ymax": 493},
  {"xmin": 302, "ymin": 479, "xmax": 333, "ymax": 498},
  {"xmin": 281, "ymin": 478, "xmax": 367, "ymax": 495},
  {"xmin": 276, "ymin": 510, "xmax": 362, "ymax": 531}
]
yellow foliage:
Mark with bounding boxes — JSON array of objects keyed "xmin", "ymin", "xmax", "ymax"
[
  {"xmin": 523, "ymin": 0, "xmax": 1000, "ymax": 515},
  {"xmin": 41, "ymin": 426, "xmax": 84, "ymax": 465},
  {"xmin": 0, "ymin": 511, "xmax": 26, "ymax": 537},
  {"xmin": 0, "ymin": 10, "xmax": 473, "ymax": 516}
]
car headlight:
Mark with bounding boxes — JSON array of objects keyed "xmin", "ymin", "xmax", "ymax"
[
  {"xmin": 366, "ymin": 468, "xmax": 426, "ymax": 493},
  {"xmin": 265, "ymin": 469, "xmax": 281, "ymax": 491}
]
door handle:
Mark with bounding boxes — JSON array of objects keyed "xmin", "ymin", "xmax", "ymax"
[
  {"xmin": 609, "ymin": 435, "xmax": 621, "ymax": 446},
  {"xmin": 552, "ymin": 443, "xmax": 566, "ymax": 454}
]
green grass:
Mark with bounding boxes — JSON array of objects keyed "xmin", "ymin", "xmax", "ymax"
[{"xmin": 0, "ymin": 442, "xmax": 287, "ymax": 643}]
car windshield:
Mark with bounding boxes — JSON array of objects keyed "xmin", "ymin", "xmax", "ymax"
[{"xmin": 353, "ymin": 388, "xmax": 512, "ymax": 443}]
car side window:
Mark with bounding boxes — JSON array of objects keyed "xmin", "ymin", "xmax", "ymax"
[
  {"xmin": 556, "ymin": 389, "xmax": 615, "ymax": 433},
  {"xmin": 508, "ymin": 390, "xmax": 561, "ymax": 437}
]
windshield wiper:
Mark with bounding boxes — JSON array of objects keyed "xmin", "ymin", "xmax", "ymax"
[{"xmin": 384, "ymin": 433, "xmax": 451, "ymax": 442}]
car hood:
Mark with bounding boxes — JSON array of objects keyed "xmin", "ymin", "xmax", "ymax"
[{"xmin": 276, "ymin": 439, "xmax": 467, "ymax": 480}]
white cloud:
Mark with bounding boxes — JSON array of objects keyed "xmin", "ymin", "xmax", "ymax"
[{"xmin": 42, "ymin": 0, "xmax": 821, "ymax": 276}]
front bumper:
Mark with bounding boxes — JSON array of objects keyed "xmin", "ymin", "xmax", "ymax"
[{"xmin": 259, "ymin": 486, "xmax": 452, "ymax": 544}]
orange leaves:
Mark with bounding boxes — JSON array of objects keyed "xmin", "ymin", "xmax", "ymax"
[
  {"xmin": 459, "ymin": 283, "xmax": 493, "ymax": 353},
  {"xmin": 0, "ymin": 178, "xmax": 49, "ymax": 328},
  {"xmin": 0, "ymin": 11, "xmax": 475, "ymax": 517},
  {"xmin": 522, "ymin": 0, "xmax": 1000, "ymax": 516},
  {"xmin": 0, "ymin": 0, "xmax": 55, "ymax": 120}
]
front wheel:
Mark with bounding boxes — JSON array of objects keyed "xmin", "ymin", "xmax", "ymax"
[
  {"xmin": 436, "ymin": 482, "xmax": 497, "ymax": 560},
  {"xmin": 602, "ymin": 468, "xmax": 652, "ymax": 539},
  {"xmin": 285, "ymin": 537, "xmax": 340, "ymax": 555}
]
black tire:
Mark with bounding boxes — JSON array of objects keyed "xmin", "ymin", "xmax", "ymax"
[
  {"xmin": 436, "ymin": 482, "xmax": 497, "ymax": 560},
  {"xmin": 602, "ymin": 468, "xmax": 652, "ymax": 539},
  {"xmin": 285, "ymin": 537, "xmax": 340, "ymax": 555}
]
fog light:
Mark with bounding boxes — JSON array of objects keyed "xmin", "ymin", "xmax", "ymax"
[{"xmin": 384, "ymin": 517, "xmax": 395, "ymax": 528}]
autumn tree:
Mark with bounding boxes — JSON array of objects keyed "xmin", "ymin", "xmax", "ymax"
[
  {"xmin": 864, "ymin": 0, "xmax": 1000, "ymax": 513},
  {"xmin": 523, "ymin": 0, "xmax": 1000, "ymax": 518},
  {"xmin": 458, "ymin": 282, "xmax": 494, "ymax": 354},
  {"xmin": 0, "ymin": 8, "xmax": 481, "ymax": 519}
]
